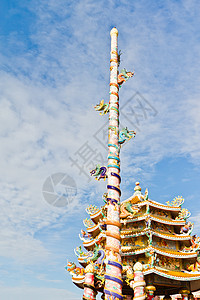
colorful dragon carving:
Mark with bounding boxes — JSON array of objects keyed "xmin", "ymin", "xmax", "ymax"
[
  {"xmin": 120, "ymin": 201, "xmax": 139, "ymax": 218},
  {"xmin": 190, "ymin": 235, "xmax": 200, "ymax": 251},
  {"xmin": 74, "ymin": 246, "xmax": 85, "ymax": 256},
  {"xmin": 187, "ymin": 252, "xmax": 200, "ymax": 272},
  {"xmin": 183, "ymin": 235, "xmax": 200, "ymax": 252},
  {"xmin": 94, "ymin": 99, "xmax": 109, "ymax": 115},
  {"xmin": 118, "ymin": 68, "xmax": 134, "ymax": 87},
  {"xmin": 187, "ymin": 261, "xmax": 200, "ymax": 272},
  {"xmin": 90, "ymin": 164, "xmax": 107, "ymax": 180},
  {"xmin": 119, "ymin": 127, "xmax": 136, "ymax": 145},
  {"xmin": 75, "ymin": 245, "xmax": 96, "ymax": 259},
  {"xmin": 66, "ymin": 262, "xmax": 85, "ymax": 276},
  {"xmin": 180, "ymin": 222, "xmax": 193, "ymax": 235},
  {"xmin": 166, "ymin": 196, "xmax": 184, "ymax": 207},
  {"xmin": 79, "ymin": 230, "xmax": 92, "ymax": 242},
  {"xmin": 145, "ymin": 250, "xmax": 158, "ymax": 268},
  {"xmin": 96, "ymin": 248, "xmax": 106, "ymax": 266},
  {"xmin": 176, "ymin": 208, "xmax": 191, "ymax": 220}
]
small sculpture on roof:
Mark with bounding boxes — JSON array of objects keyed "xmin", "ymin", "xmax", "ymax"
[
  {"xmin": 176, "ymin": 208, "xmax": 191, "ymax": 220},
  {"xmin": 143, "ymin": 188, "xmax": 149, "ymax": 200},
  {"xmin": 74, "ymin": 246, "xmax": 84, "ymax": 257},
  {"xmin": 86, "ymin": 204, "xmax": 99, "ymax": 215},
  {"xmin": 79, "ymin": 230, "xmax": 92, "ymax": 241},
  {"xmin": 180, "ymin": 221, "xmax": 193, "ymax": 235},
  {"xmin": 66, "ymin": 262, "xmax": 85, "ymax": 276},
  {"xmin": 166, "ymin": 196, "xmax": 184, "ymax": 207},
  {"xmin": 187, "ymin": 252, "xmax": 200, "ymax": 272},
  {"xmin": 83, "ymin": 218, "xmax": 93, "ymax": 228}
]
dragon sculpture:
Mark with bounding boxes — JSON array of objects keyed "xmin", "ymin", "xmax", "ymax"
[
  {"xmin": 118, "ymin": 68, "xmax": 134, "ymax": 87},
  {"xmin": 119, "ymin": 127, "xmax": 136, "ymax": 145},
  {"xmin": 120, "ymin": 201, "xmax": 140, "ymax": 218},
  {"xmin": 74, "ymin": 245, "xmax": 101, "ymax": 262},
  {"xmin": 176, "ymin": 208, "xmax": 191, "ymax": 220},
  {"xmin": 66, "ymin": 262, "xmax": 85, "ymax": 276},
  {"xmin": 90, "ymin": 164, "xmax": 107, "ymax": 180},
  {"xmin": 142, "ymin": 188, "xmax": 149, "ymax": 201},
  {"xmin": 183, "ymin": 235, "xmax": 200, "ymax": 252},
  {"xmin": 166, "ymin": 196, "xmax": 184, "ymax": 207},
  {"xmin": 94, "ymin": 99, "xmax": 109, "ymax": 115},
  {"xmin": 187, "ymin": 252, "xmax": 200, "ymax": 272},
  {"xmin": 145, "ymin": 250, "xmax": 158, "ymax": 268},
  {"xmin": 180, "ymin": 221, "xmax": 193, "ymax": 235},
  {"xmin": 79, "ymin": 230, "xmax": 92, "ymax": 242},
  {"xmin": 74, "ymin": 246, "xmax": 85, "ymax": 256}
]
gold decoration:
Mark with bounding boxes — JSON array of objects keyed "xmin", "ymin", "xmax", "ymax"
[{"xmin": 85, "ymin": 263, "xmax": 94, "ymax": 273}]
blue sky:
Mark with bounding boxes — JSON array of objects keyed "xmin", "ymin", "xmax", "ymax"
[{"xmin": 0, "ymin": 0, "xmax": 200, "ymax": 299}]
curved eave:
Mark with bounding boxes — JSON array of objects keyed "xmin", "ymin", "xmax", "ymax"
[
  {"xmin": 144, "ymin": 268, "xmax": 200, "ymax": 281},
  {"xmin": 146, "ymin": 199, "xmax": 182, "ymax": 211},
  {"xmin": 120, "ymin": 214, "xmax": 149, "ymax": 224},
  {"xmin": 122, "ymin": 197, "xmax": 182, "ymax": 212},
  {"xmin": 120, "ymin": 214, "xmax": 185, "ymax": 226},
  {"xmin": 78, "ymin": 257, "xmax": 87, "ymax": 265},
  {"xmin": 89, "ymin": 210, "xmax": 103, "ymax": 224},
  {"xmin": 151, "ymin": 215, "xmax": 185, "ymax": 225},
  {"xmin": 120, "ymin": 229, "xmax": 191, "ymax": 241},
  {"xmin": 87, "ymin": 224, "xmax": 100, "ymax": 234},
  {"xmin": 83, "ymin": 233, "xmax": 106, "ymax": 248},
  {"xmin": 121, "ymin": 230, "xmax": 146, "ymax": 239},
  {"xmin": 153, "ymin": 246, "xmax": 197, "ymax": 258},
  {"xmin": 121, "ymin": 246, "xmax": 197, "ymax": 258},
  {"xmin": 72, "ymin": 276, "xmax": 84, "ymax": 288},
  {"xmin": 153, "ymin": 230, "xmax": 190, "ymax": 241}
]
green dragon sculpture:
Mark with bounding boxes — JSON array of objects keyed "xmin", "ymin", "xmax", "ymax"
[{"xmin": 119, "ymin": 127, "xmax": 136, "ymax": 145}]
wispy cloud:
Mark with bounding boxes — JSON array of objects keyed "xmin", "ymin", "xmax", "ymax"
[
  {"xmin": 0, "ymin": 286, "xmax": 82, "ymax": 300},
  {"xmin": 0, "ymin": 0, "xmax": 200, "ymax": 297}
]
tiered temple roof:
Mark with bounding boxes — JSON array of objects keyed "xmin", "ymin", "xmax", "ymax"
[{"xmin": 67, "ymin": 182, "xmax": 200, "ymax": 295}]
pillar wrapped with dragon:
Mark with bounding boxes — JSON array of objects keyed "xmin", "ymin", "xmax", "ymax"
[{"xmin": 67, "ymin": 28, "xmax": 136, "ymax": 299}]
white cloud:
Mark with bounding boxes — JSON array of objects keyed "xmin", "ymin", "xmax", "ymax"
[
  {"xmin": 36, "ymin": 274, "xmax": 63, "ymax": 283},
  {"xmin": 0, "ymin": 287, "xmax": 82, "ymax": 300},
  {"xmin": 190, "ymin": 213, "xmax": 200, "ymax": 235}
]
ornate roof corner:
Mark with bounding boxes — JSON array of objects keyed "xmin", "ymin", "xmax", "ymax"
[{"xmin": 166, "ymin": 196, "xmax": 184, "ymax": 207}]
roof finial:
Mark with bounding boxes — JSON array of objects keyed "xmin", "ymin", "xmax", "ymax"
[{"xmin": 134, "ymin": 182, "xmax": 141, "ymax": 192}]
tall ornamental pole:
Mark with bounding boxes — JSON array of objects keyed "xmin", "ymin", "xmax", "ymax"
[{"xmin": 104, "ymin": 27, "xmax": 123, "ymax": 300}]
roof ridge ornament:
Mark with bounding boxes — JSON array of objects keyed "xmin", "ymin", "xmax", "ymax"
[
  {"xmin": 86, "ymin": 204, "xmax": 100, "ymax": 215},
  {"xmin": 166, "ymin": 196, "xmax": 184, "ymax": 207}
]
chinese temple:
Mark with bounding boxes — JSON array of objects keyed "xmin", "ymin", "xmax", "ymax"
[{"xmin": 66, "ymin": 28, "xmax": 200, "ymax": 300}]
